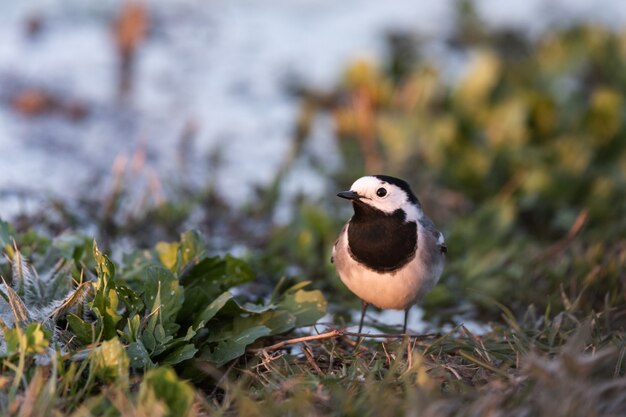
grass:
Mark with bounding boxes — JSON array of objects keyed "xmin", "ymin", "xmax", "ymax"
[{"xmin": 2, "ymin": 2, "xmax": 626, "ymax": 416}]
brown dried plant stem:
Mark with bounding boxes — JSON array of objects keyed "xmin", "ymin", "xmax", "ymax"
[{"xmin": 257, "ymin": 329, "xmax": 438, "ymax": 352}]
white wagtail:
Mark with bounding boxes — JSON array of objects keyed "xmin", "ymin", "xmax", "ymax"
[{"xmin": 331, "ymin": 175, "xmax": 447, "ymax": 335}]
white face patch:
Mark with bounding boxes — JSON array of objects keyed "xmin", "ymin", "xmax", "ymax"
[{"xmin": 349, "ymin": 176, "xmax": 422, "ymax": 222}]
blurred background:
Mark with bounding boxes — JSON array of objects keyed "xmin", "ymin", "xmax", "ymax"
[
  {"xmin": 1, "ymin": 0, "xmax": 452, "ymax": 217},
  {"xmin": 2, "ymin": 0, "xmax": 626, "ymax": 214},
  {"xmin": 2, "ymin": 0, "xmax": 626, "ymax": 325}
]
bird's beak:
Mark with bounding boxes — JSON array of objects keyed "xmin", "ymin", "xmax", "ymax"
[{"xmin": 337, "ymin": 190, "xmax": 361, "ymax": 200}]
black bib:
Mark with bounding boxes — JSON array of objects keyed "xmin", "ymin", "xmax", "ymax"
[{"xmin": 347, "ymin": 204, "xmax": 417, "ymax": 272}]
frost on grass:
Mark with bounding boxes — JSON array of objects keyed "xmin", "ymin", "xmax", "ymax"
[{"xmin": 0, "ymin": 248, "xmax": 89, "ymax": 357}]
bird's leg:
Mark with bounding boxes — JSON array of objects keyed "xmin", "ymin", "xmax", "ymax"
[
  {"xmin": 358, "ymin": 301, "xmax": 368, "ymax": 334},
  {"xmin": 353, "ymin": 301, "xmax": 369, "ymax": 351},
  {"xmin": 402, "ymin": 308, "xmax": 409, "ymax": 335}
]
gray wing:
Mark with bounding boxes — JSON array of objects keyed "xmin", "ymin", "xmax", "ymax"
[
  {"xmin": 419, "ymin": 216, "xmax": 447, "ymax": 254},
  {"xmin": 331, "ymin": 224, "xmax": 348, "ymax": 263}
]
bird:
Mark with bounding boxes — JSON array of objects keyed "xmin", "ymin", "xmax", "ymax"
[{"xmin": 331, "ymin": 174, "xmax": 446, "ymax": 336}]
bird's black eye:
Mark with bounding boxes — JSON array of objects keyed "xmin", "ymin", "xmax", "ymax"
[{"xmin": 376, "ymin": 187, "xmax": 387, "ymax": 197}]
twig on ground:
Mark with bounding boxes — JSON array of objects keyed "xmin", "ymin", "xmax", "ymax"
[
  {"xmin": 303, "ymin": 343, "xmax": 323, "ymax": 373},
  {"xmin": 382, "ymin": 342, "xmax": 392, "ymax": 366},
  {"xmin": 253, "ymin": 329, "xmax": 441, "ymax": 353},
  {"xmin": 256, "ymin": 329, "xmax": 344, "ymax": 352}
]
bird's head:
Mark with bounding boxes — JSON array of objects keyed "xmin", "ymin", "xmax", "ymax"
[{"xmin": 337, "ymin": 175, "xmax": 422, "ymax": 221}]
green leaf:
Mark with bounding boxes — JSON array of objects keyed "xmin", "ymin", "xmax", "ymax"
[
  {"xmin": 277, "ymin": 285, "xmax": 327, "ymax": 327},
  {"xmin": 206, "ymin": 309, "xmax": 296, "ymax": 344},
  {"xmin": 142, "ymin": 329, "xmax": 157, "ymax": 353},
  {"xmin": 156, "ymin": 241, "xmax": 179, "ymax": 271},
  {"xmin": 91, "ymin": 242, "xmax": 122, "ymax": 339},
  {"xmin": 193, "ymin": 284, "xmax": 327, "ymax": 366},
  {"xmin": 177, "ymin": 230, "xmax": 207, "ymax": 269},
  {"xmin": 195, "ymin": 291, "xmax": 304, "ymax": 365},
  {"xmin": 225, "ymin": 255, "xmax": 254, "ymax": 283},
  {"xmin": 127, "ymin": 341, "xmax": 154, "ymax": 369},
  {"xmin": 93, "ymin": 241, "xmax": 115, "ymax": 280},
  {"xmin": 203, "ymin": 325, "xmax": 271, "ymax": 366},
  {"xmin": 192, "ymin": 291, "xmax": 234, "ymax": 329},
  {"xmin": 179, "ymin": 256, "xmax": 254, "ymax": 320},
  {"xmin": 139, "ymin": 367, "xmax": 195, "ymax": 417},
  {"xmin": 0, "ymin": 218, "xmax": 14, "ymax": 251},
  {"xmin": 272, "ymin": 280, "xmax": 313, "ymax": 301},
  {"xmin": 25, "ymin": 322, "xmax": 51, "ymax": 353},
  {"xmin": 122, "ymin": 314, "xmax": 142, "ymax": 343},
  {"xmin": 154, "ymin": 323, "xmax": 172, "ymax": 346},
  {"xmin": 182, "ymin": 325, "xmax": 198, "ymax": 341},
  {"xmin": 121, "ymin": 249, "xmax": 161, "ymax": 285},
  {"xmin": 67, "ymin": 313, "xmax": 99, "ymax": 344},
  {"xmin": 90, "ymin": 338, "xmax": 129, "ymax": 387},
  {"xmin": 254, "ymin": 309, "xmax": 297, "ymax": 335},
  {"xmin": 5, "ymin": 323, "xmax": 51, "ymax": 356},
  {"xmin": 142, "ymin": 266, "xmax": 183, "ymax": 337},
  {"xmin": 238, "ymin": 309, "xmax": 296, "ymax": 336},
  {"xmin": 160, "ymin": 343, "xmax": 198, "ymax": 366},
  {"xmin": 4, "ymin": 328, "xmax": 20, "ymax": 356},
  {"xmin": 116, "ymin": 284, "xmax": 144, "ymax": 315},
  {"xmin": 156, "ymin": 230, "xmax": 208, "ymax": 275},
  {"xmin": 138, "ymin": 266, "xmax": 184, "ymax": 358}
]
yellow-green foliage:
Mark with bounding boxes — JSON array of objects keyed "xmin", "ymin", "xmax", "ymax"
[{"xmin": 328, "ymin": 23, "xmax": 626, "ymax": 317}]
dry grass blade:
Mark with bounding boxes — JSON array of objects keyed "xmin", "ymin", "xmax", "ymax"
[
  {"xmin": 49, "ymin": 282, "xmax": 92, "ymax": 321},
  {"xmin": 255, "ymin": 329, "xmax": 343, "ymax": 352},
  {"xmin": 16, "ymin": 365, "xmax": 57, "ymax": 417},
  {"xmin": 457, "ymin": 349, "xmax": 508, "ymax": 378},
  {"xmin": 255, "ymin": 329, "xmax": 439, "ymax": 353},
  {"xmin": 302, "ymin": 344, "xmax": 323, "ymax": 374},
  {"xmin": 1, "ymin": 276, "xmax": 30, "ymax": 327},
  {"xmin": 12, "ymin": 246, "xmax": 38, "ymax": 298}
]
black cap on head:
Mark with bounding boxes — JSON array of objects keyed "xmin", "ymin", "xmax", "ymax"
[{"xmin": 374, "ymin": 175, "xmax": 419, "ymax": 205}]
